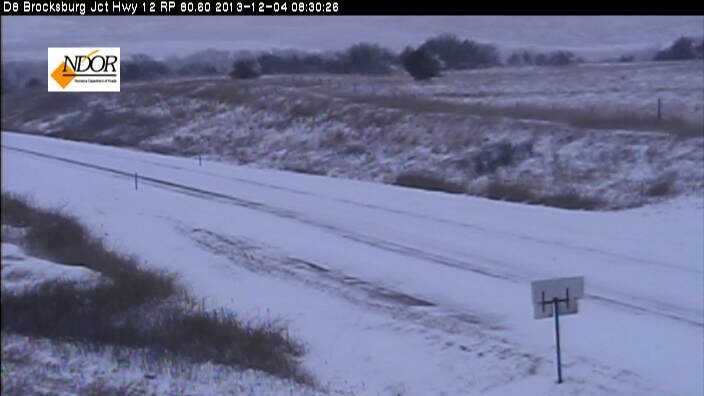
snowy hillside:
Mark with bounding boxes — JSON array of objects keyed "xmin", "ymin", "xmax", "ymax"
[
  {"xmin": 2, "ymin": 131, "xmax": 702, "ymax": 395},
  {"xmin": 3, "ymin": 61, "xmax": 703, "ymax": 210}
]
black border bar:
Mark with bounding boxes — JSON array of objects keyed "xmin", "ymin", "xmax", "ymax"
[{"xmin": 2, "ymin": 0, "xmax": 703, "ymax": 15}]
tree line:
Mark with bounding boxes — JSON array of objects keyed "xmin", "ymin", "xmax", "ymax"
[
  {"xmin": 3, "ymin": 35, "xmax": 703, "ymax": 93},
  {"xmin": 229, "ymin": 34, "xmax": 704, "ymax": 81},
  {"xmin": 232, "ymin": 34, "xmax": 502, "ymax": 81}
]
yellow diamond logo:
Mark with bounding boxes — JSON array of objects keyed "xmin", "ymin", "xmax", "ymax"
[{"xmin": 51, "ymin": 63, "xmax": 75, "ymax": 89}]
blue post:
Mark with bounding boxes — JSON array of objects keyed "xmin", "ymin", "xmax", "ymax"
[
  {"xmin": 554, "ymin": 298, "xmax": 563, "ymax": 383},
  {"xmin": 657, "ymin": 98, "xmax": 662, "ymax": 121}
]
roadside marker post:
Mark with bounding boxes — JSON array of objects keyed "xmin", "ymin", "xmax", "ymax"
[
  {"xmin": 531, "ymin": 276, "xmax": 584, "ymax": 384},
  {"xmin": 657, "ymin": 98, "xmax": 662, "ymax": 121}
]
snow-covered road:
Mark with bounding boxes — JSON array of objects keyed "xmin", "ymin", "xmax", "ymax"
[{"xmin": 2, "ymin": 131, "xmax": 702, "ymax": 395}]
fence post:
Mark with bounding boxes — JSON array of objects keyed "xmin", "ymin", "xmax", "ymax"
[
  {"xmin": 199, "ymin": 155, "xmax": 202, "ymax": 166},
  {"xmin": 657, "ymin": 98, "xmax": 662, "ymax": 121},
  {"xmin": 134, "ymin": 172, "xmax": 138, "ymax": 190}
]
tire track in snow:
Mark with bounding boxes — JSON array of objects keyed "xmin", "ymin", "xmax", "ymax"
[
  {"xmin": 183, "ymin": 225, "xmax": 658, "ymax": 396},
  {"xmin": 189, "ymin": 227, "xmax": 437, "ymax": 309}
]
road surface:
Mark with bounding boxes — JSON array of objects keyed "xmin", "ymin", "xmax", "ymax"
[{"xmin": 2, "ymin": 131, "xmax": 702, "ymax": 395}]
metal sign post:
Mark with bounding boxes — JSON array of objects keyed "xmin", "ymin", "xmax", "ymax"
[
  {"xmin": 553, "ymin": 297, "xmax": 563, "ymax": 383},
  {"xmin": 531, "ymin": 276, "xmax": 584, "ymax": 384}
]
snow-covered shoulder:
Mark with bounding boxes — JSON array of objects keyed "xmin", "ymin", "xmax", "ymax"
[{"xmin": 1, "ymin": 242, "xmax": 104, "ymax": 293}]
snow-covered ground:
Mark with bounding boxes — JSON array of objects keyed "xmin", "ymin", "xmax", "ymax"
[
  {"xmin": 1, "ymin": 242, "xmax": 103, "ymax": 293},
  {"xmin": 4, "ymin": 61, "xmax": 703, "ymax": 210},
  {"xmin": 1, "ymin": 221, "xmax": 337, "ymax": 396},
  {"xmin": 2, "ymin": 131, "xmax": 702, "ymax": 395},
  {"xmin": 1, "ymin": 334, "xmax": 337, "ymax": 396},
  {"xmin": 402, "ymin": 61, "xmax": 704, "ymax": 123}
]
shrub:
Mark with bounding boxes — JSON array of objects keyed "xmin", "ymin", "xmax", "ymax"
[
  {"xmin": 401, "ymin": 47, "xmax": 441, "ymax": 81},
  {"xmin": 230, "ymin": 58, "xmax": 262, "ymax": 79},
  {"xmin": 654, "ymin": 36, "xmax": 699, "ymax": 61},
  {"xmin": 696, "ymin": 39, "xmax": 704, "ymax": 59},
  {"xmin": 282, "ymin": 162, "xmax": 327, "ymax": 176},
  {"xmin": 482, "ymin": 180, "xmax": 536, "ymax": 203},
  {"xmin": 536, "ymin": 191, "xmax": 603, "ymax": 210},
  {"xmin": 23, "ymin": 209, "xmax": 91, "ymax": 264},
  {"xmin": 545, "ymin": 51, "xmax": 576, "ymax": 66},
  {"xmin": 256, "ymin": 44, "xmax": 397, "ymax": 76},
  {"xmin": 506, "ymin": 52, "xmax": 524, "ymax": 66},
  {"xmin": 481, "ymin": 181, "xmax": 604, "ymax": 210},
  {"xmin": 394, "ymin": 171, "xmax": 465, "ymax": 194},
  {"xmin": 506, "ymin": 50, "xmax": 578, "ymax": 67},
  {"xmin": 647, "ymin": 181, "xmax": 673, "ymax": 197},
  {"xmin": 1, "ymin": 194, "xmax": 36, "ymax": 227},
  {"xmin": 418, "ymin": 34, "xmax": 500, "ymax": 69},
  {"xmin": 258, "ymin": 51, "xmax": 330, "ymax": 74},
  {"xmin": 645, "ymin": 173, "xmax": 676, "ymax": 197},
  {"xmin": 122, "ymin": 54, "xmax": 171, "ymax": 81},
  {"xmin": 339, "ymin": 42, "xmax": 397, "ymax": 75},
  {"xmin": 473, "ymin": 142, "xmax": 514, "ymax": 175},
  {"xmin": 150, "ymin": 309, "xmax": 304, "ymax": 377},
  {"xmin": 472, "ymin": 141, "xmax": 533, "ymax": 175}
]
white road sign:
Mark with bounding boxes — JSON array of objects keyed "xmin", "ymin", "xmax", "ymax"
[{"xmin": 531, "ymin": 276, "xmax": 584, "ymax": 319}]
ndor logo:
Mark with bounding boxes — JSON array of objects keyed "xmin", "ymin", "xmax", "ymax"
[{"xmin": 48, "ymin": 48, "xmax": 120, "ymax": 92}]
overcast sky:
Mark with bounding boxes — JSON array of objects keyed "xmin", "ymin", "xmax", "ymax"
[{"xmin": 2, "ymin": 16, "xmax": 703, "ymax": 61}]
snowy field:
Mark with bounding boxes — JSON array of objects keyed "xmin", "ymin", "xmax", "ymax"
[
  {"xmin": 2, "ymin": 334, "xmax": 334, "ymax": 396},
  {"xmin": 1, "ymin": 242, "xmax": 337, "ymax": 395},
  {"xmin": 2, "ymin": 131, "xmax": 702, "ymax": 395},
  {"xmin": 393, "ymin": 61, "xmax": 704, "ymax": 123},
  {"xmin": 3, "ymin": 61, "xmax": 703, "ymax": 210}
]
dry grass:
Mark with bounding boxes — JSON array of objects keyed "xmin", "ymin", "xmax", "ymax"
[
  {"xmin": 1, "ymin": 193, "xmax": 310, "ymax": 383},
  {"xmin": 394, "ymin": 171, "xmax": 466, "ymax": 194},
  {"xmin": 81, "ymin": 381, "xmax": 140, "ymax": 396},
  {"xmin": 1, "ymin": 90, "xmax": 85, "ymax": 129},
  {"xmin": 482, "ymin": 180, "xmax": 536, "ymax": 203},
  {"xmin": 282, "ymin": 162, "xmax": 327, "ymax": 176},
  {"xmin": 338, "ymin": 92, "xmax": 703, "ymax": 137},
  {"xmin": 645, "ymin": 172, "xmax": 677, "ymax": 197},
  {"xmin": 3, "ymin": 68, "xmax": 701, "ymax": 211},
  {"xmin": 481, "ymin": 180, "xmax": 604, "ymax": 210}
]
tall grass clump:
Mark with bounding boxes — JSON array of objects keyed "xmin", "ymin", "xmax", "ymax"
[
  {"xmin": 394, "ymin": 171, "xmax": 466, "ymax": 194},
  {"xmin": 480, "ymin": 180, "xmax": 604, "ymax": 210},
  {"xmin": 1, "ymin": 193, "xmax": 310, "ymax": 383}
]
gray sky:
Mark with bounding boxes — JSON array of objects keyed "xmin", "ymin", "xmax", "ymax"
[{"xmin": 2, "ymin": 16, "xmax": 703, "ymax": 61}]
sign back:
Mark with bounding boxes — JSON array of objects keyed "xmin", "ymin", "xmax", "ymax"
[{"xmin": 531, "ymin": 276, "xmax": 584, "ymax": 319}]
